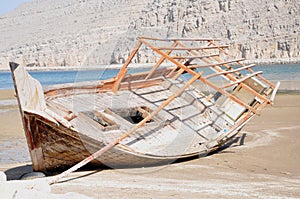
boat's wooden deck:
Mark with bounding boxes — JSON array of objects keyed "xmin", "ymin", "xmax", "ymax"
[{"xmin": 47, "ymin": 78, "xmax": 233, "ymax": 157}]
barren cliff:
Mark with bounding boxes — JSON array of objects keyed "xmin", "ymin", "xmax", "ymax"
[{"xmin": 0, "ymin": 0, "xmax": 299, "ymax": 68}]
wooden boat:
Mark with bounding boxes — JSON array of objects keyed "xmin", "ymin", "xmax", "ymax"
[{"xmin": 10, "ymin": 37, "xmax": 279, "ymax": 175}]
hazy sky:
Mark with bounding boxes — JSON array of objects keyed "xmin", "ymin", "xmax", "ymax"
[{"xmin": 0, "ymin": 0, "xmax": 31, "ymax": 15}]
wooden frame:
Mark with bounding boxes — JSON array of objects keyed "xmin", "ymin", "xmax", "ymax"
[{"xmin": 111, "ymin": 37, "xmax": 275, "ymax": 115}]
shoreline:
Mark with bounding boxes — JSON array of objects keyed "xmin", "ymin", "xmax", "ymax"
[
  {"xmin": 0, "ymin": 63, "xmax": 160, "ymax": 72},
  {"xmin": 0, "ymin": 59, "xmax": 299, "ymax": 72}
]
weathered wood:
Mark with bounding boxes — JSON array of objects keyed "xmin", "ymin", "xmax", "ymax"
[
  {"xmin": 157, "ymin": 45, "xmax": 229, "ymax": 51},
  {"xmin": 10, "ymin": 37, "xmax": 276, "ymax": 182},
  {"xmin": 270, "ymin": 81, "xmax": 280, "ymax": 102},
  {"xmin": 49, "ymin": 72, "xmax": 203, "ymax": 185}
]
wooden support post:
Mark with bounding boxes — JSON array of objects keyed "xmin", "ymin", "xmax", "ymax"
[
  {"xmin": 48, "ymin": 72, "xmax": 202, "ymax": 185},
  {"xmin": 112, "ymin": 41, "xmax": 142, "ymax": 93}
]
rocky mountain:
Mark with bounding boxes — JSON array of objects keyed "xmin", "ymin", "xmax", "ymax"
[{"xmin": 0, "ymin": 0, "xmax": 299, "ymax": 68}]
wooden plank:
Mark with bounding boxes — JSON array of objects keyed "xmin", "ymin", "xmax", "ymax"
[
  {"xmin": 270, "ymin": 81, "xmax": 280, "ymax": 102},
  {"xmin": 121, "ymin": 68, "xmax": 175, "ymax": 82}
]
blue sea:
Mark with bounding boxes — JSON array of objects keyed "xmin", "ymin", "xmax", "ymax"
[{"xmin": 0, "ymin": 64, "xmax": 299, "ymax": 90}]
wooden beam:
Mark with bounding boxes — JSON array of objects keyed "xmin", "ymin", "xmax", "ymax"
[
  {"xmin": 112, "ymin": 41, "xmax": 142, "ymax": 93},
  {"xmin": 157, "ymin": 45, "xmax": 229, "ymax": 51},
  {"xmin": 138, "ymin": 36, "xmax": 221, "ymax": 42},
  {"xmin": 222, "ymin": 71, "xmax": 263, "ymax": 88},
  {"xmin": 187, "ymin": 58, "xmax": 245, "ymax": 69},
  {"xmin": 205, "ymin": 64, "xmax": 256, "ymax": 79}
]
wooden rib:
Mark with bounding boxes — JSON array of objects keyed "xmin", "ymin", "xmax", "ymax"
[
  {"xmin": 138, "ymin": 36, "xmax": 221, "ymax": 42},
  {"xmin": 208, "ymin": 40, "xmax": 275, "ymax": 88},
  {"xmin": 112, "ymin": 41, "xmax": 142, "ymax": 93},
  {"xmin": 145, "ymin": 41, "xmax": 178, "ymax": 80},
  {"xmin": 139, "ymin": 38, "xmax": 259, "ymax": 114},
  {"xmin": 205, "ymin": 64, "xmax": 256, "ymax": 79},
  {"xmin": 157, "ymin": 45, "xmax": 229, "ymax": 51},
  {"xmin": 222, "ymin": 71, "xmax": 263, "ymax": 88},
  {"xmin": 176, "ymin": 42, "xmax": 272, "ymax": 105}
]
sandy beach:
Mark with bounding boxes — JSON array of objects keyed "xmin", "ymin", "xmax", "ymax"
[{"xmin": 0, "ymin": 90, "xmax": 299, "ymax": 198}]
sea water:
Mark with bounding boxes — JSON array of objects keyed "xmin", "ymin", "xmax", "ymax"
[{"xmin": 0, "ymin": 64, "xmax": 299, "ymax": 90}]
